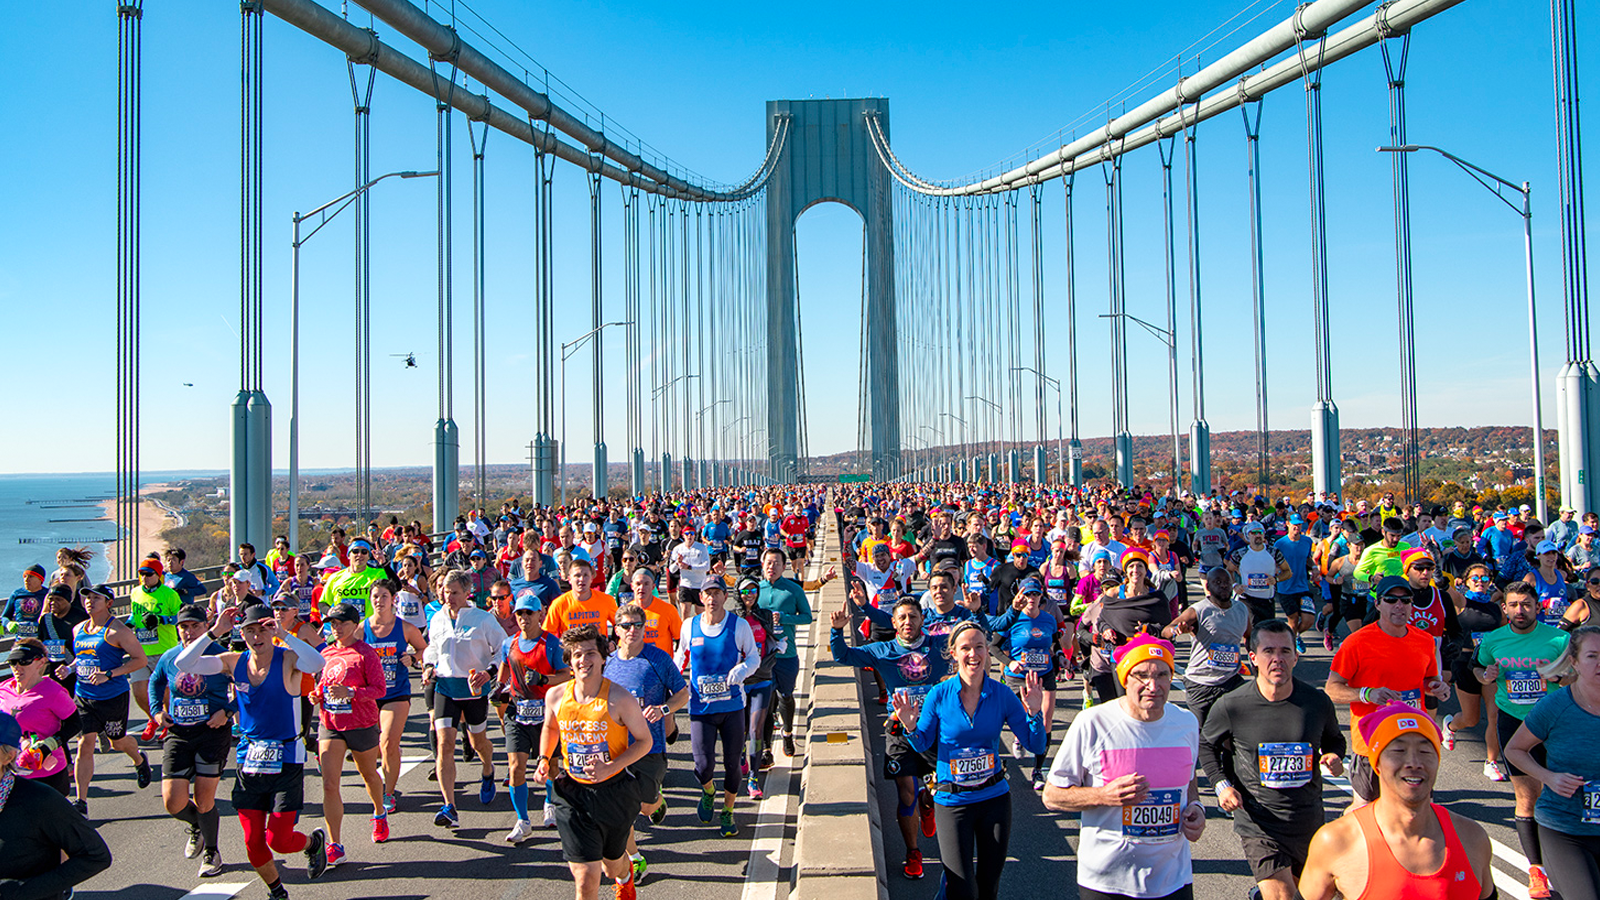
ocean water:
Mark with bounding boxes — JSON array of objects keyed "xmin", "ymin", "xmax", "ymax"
[{"xmin": 0, "ymin": 471, "xmax": 223, "ymax": 585}]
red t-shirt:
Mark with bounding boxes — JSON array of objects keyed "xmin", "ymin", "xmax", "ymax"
[{"xmin": 780, "ymin": 515, "xmax": 809, "ymax": 548}]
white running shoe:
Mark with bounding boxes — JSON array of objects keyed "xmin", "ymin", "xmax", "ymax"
[
  {"xmin": 1485, "ymin": 760, "xmax": 1510, "ymax": 782},
  {"xmin": 505, "ymin": 819, "xmax": 536, "ymax": 844},
  {"xmin": 1440, "ymin": 714, "xmax": 1456, "ymax": 751},
  {"xmin": 542, "ymin": 805, "xmax": 557, "ymax": 828}
]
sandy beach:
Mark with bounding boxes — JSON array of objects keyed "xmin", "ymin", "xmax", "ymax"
[{"xmin": 98, "ymin": 483, "xmax": 175, "ymax": 580}]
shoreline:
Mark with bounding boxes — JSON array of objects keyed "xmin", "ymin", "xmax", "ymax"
[{"xmin": 97, "ymin": 483, "xmax": 174, "ymax": 580}]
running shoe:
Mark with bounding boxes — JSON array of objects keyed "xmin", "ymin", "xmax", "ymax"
[
  {"xmin": 747, "ymin": 774, "xmax": 764, "ymax": 800},
  {"xmin": 760, "ymin": 748, "xmax": 775, "ymax": 771},
  {"xmin": 140, "ymin": 719, "xmax": 159, "ymax": 743},
  {"xmin": 919, "ymin": 793, "xmax": 936, "ymax": 838},
  {"xmin": 371, "ymin": 815, "xmax": 389, "ymax": 843},
  {"xmin": 185, "ymin": 826, "xmax": 202, "ymax": 859},
  {"xmin": 479, "ymin": 773, "xmax": 497, "ymax": 805},
  {"xmin": 383, "ymin": 791, "xmax": 398, "ymax": 816},
  {"xmin": 544, "ymin": 804, "xmax": 558, "ymax": 828},
  {"xmin": 73, "ymin": 798, "xmax": 88, "ymax": 817},
  {"xmin": 697, "ymin": 789, "xmax": 715, "ymax": 823},
  {"xmin": 505, "ymin": 819, "xmax": 535, "ymax": 844},
  {"xmin": 198, "ymin": 849, "xmax": 223, "ymax": 878},
  {"xmin": 1032, "ymin": 768, "xmax": 1046, "ymax": 792},
  {"xmin": 615, "ymin": 874, "xmax": 637, "ymax": 900},
  {"xmin": 1294, "ymin": 635, "xmax": 1307, "ymax": 655},
  {"xmin": 649, "ymin": 799, "xmax": 667, "ymax": 826},
  {"xmin": 632, "ymin": 853, "xmax": 648, "ymax": 883},
  {"xmin": 902, "ymin": 849, "xmax": 924, "ymax": 880},
  {"xmin": 305, "ymin": 827, "xmax": 328, "ymax": 880},
  {"xmin": 434, "ymin": 804, "xmax": 459, "ymax": 828},
  {"xmin": 1323, "ymin": 629, "xmax": 1335, "ymax": 652},
  {"xmin": 268, "ymin": 882, "xmax": 290, "ymax": 900},
  {"xmin": 740, "ymin": 757, "xmax": 750, "ymax": 777},
  {"xmin": 135, "ymin": 753, "xmax": 152, "ymax": 789},
  {"xmin": 324, "ymin": 842, "xmax": 345, "ymax": 869},
  {"xmin": 1485, "ymin": 760, "xmax": 1509, "ymax": 782},
  {"xmin": 1530, "ymin": 864, "xmax": 1552, "ymax": 899},
  {"xmin": 783, "ymin": 733, "xmax": 798, "ymax": 758},
  {"xmin": 1440, "ymin": 715, "xmax": 1456, "ymax": 751},
  {"xmin": 719, "ymin": 809, "xmax": 737, "ymax": 837}
]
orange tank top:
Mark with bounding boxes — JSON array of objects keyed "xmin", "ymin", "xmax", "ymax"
[
  {"xmin": 1355, "ymin": 803, "xmax": 1480, "ymax": 900},
  {"xmin": 554, "ymin": 680, "xmax": 632, "ymax": 785}
]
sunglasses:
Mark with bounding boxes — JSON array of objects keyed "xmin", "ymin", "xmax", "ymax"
[
  {"xmin": 616, "ymin": 621, "xmax": 645, "ymax": 630},
  {"xmin": 490, "ymin": 593, "xmax": 510, "ymax": 600},
  {"xmin": 1411, "ymin": 564, "xmax": 1436, "ymax": 571},
  {"xmin": 1588, "ymin": 578, "xmax": 1600, "ymax": 586},
  {"xmin": 1379, "ymin": 594, "xmax": 1414, "ymax": 605}
]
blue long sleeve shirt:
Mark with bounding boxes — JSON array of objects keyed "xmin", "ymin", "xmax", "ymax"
[
  {"xmin": 988, "ymin": 607, "xmax": 1063, "ymax": 675},
  {"xmin": 829, "ymin": 628, "xmax": 951, "ymax": 707},
  {"xmin": 906, "ymin": 677, "xmax": 1046, "ymax": 806}
]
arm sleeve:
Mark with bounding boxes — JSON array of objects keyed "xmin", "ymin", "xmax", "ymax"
[
  {"xmin": 277, "ymin": 630, "xmax": 325, "ymax": 675},
  {"xmin": 14, "ymin": 792, "xmax": 113, "ymax": 900},
  {"xmin": 783, "ymin": 586, "xmax": 814, "ymax": 627},
  {"xmin": 176, "ymin": 636, "xmax": 226, "ymax": 675},
  {"xmin": 725, "ymin": 618, "xmax": 761, "ymax": 685}
]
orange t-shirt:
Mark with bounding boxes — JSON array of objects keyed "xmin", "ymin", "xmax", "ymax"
[
  {"xmin": 545, "ymin": 590, "xmax": 617, "ymax": 638},
  {"xmin": 1330, "ymin": 622, "xmax": 1439, "ymax": 754},
  {"xmin": 634, "ymin": 596, "xmax": 683, "ymax": 656}
]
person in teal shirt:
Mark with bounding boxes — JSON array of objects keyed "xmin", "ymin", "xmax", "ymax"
[{"xmin": 755, "ymin": 547, "xmax": 834, "ymax": 758}]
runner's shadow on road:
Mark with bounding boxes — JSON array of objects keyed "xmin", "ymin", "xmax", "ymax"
[{"xmin": 72, "ymin": 886, "xmax": 191, "ymax": 899}]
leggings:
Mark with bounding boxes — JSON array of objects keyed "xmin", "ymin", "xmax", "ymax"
[
  {"xmin": 932, "ymin": 792, "xmax": 1012, "ymax": 900},
  {"xmin": 691, "ymin": 710, "xmax": 746, "ymax": 793},
  {"xmin": 771, "ymin": 656, "xmax": 800, "ymax": 735},
  {"xmin": 237, "ymin": 809, "xmax": 308, "ymax": 869},
  {"xmin": 745, "ymin": 682, "xmax": 775, "ymax": 767},
  {"xmin": 1538, "ymin": 825, "xmax": 1600, "ymax": 900}
]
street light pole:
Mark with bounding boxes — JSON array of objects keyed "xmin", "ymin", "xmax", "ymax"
[
  {"xmin": 940, "ymin": 412, "xmax": 968, "ymax": 480},
  {"xmin": 1013, "ymin": 366, "xmax": 1063, "ymax": 485},
  {"xmin": 966, "ymin": 395, "xmax": 1002, "ymax": 481},
  {"xmin": 289, "ymin": 169, "xmax": 436, "ymax": 553},
  {"xmin": 560, "ymin": 320, "xmax": 631, "ymax": 505},
  {"xmin": 1379, "ymin": 145, "xmax": 1545, "ymax": 521}
]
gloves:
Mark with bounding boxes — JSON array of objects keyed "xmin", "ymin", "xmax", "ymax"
[
  {"xmin": 144, "ymin": 613, "xmax": 159, "ymax": 630},
  {"xmin": 15, "ymin": 737, "xmax": 47, "ymax": 773}
]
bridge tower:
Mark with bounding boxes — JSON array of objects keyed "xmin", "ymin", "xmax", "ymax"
[{"xmin": 765, "ymin": 99, "xmax": 901, "ymax": 482}]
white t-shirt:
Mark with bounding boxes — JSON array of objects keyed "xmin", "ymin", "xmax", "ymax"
[
  {"xmin": 855, "ymin": 559, "xmax": 913, "ymax": 607},
  {"xmin": 1048, "ymin": 701, "xmax": 1199, "ymax": 898}
]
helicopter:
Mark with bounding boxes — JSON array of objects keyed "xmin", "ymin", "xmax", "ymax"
[{"xmin": 391, "ymin": 353, "xmax": 418, "ymax": 369}]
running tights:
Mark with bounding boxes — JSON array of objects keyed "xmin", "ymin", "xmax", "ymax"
[
  {"xmin": 1538, "ymin": 825, "xmax": 1600, "ymax": 900},
  {"xmin": 932, "ymin": 792, "xmax": 1012, "ymax": 900},
  {"xmin": 690, "ymin": 711, "xmax": 745, "ymax": 793},
  {"xmin": 745, "ymin": 683, "xmax": 774, "ymax": 769},
  {"xmin": 237, "ymin": 809, "xmax": 308, "ymax": 869}
]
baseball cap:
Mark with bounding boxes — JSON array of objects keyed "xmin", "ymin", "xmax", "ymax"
[
  {"xmin": 324, "ymin": 602, "xmax": 363, "ymax": 624},
  {"xmin": 513, "ymin": 593, "xmax": 544, "ymax": 613},
  {"xmin": 240, "ymin": 603, "xmax": 276, "ymax": 626},
  {"xmin": 0, "ymin": 713, "xmax": 20, "ymax": 751},
  {"xmin": 1018, "ymin": 576, "xmax": 1044, "ymax": 595},
  {"xmin": 231, "ymin": 570, "xmax": 254, "ymax": 584},
  {"xmin": 1242, "ymin": 522, "xmax": 1265, "ymax": 535},
  {"xmin": 1537, "ymin": 540, "xmax": 1560, "ymax": 555},
  {"xmin": 1582, "ymin": 525, "xmax": 1596, "ymax": 536},
  {"xmin": 1373, "ymin": 575, "xmax": 1412, "ymax": 600},
  {"xmin": 175, "ymin": 605, "xmax": 209, "ymax": 625}
]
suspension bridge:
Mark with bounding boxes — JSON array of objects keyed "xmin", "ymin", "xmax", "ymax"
[{"xmin": 89, "ymin": 0, "xmax": 1588, "ymax": 556}]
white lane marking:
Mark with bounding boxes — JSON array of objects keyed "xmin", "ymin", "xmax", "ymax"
[
  {"xmin": 178, "ymin": 884, "xmax": 249, "ymax": 899},
  {"xmin": 1326, "ymin": 772, "xmax": 1531, "ymax": 899},
  {"xmin": 736, "ymin": 522, "xmax": 822, "ymax": 900},
  {"xmin": 399, "ymin": 753, "xmax": 433, "ymax": 778}
]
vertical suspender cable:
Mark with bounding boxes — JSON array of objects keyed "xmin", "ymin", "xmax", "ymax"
[
  {"xmin": 1299, "ymin": 21, "xmax": 1341, "ymax": 497},
  {"xmin": 1184, "ymin": 98, "xmax": 1211, "ymax": 497},
  {"xmin": 1159, "ymin": 137, "xmax": 1182, "ymax": 492},
  {"xmin": 1031, "ymin": 185, "xmax": 1047, "ymax": 461},
  {"xmin": 119, "ymin": 0, "xmax": 145, "ymax": 571},
  {"xmin": 1243, "ymin": 100, "xmax": 1270, "ymax": 496},
  {"xmin": 469, "ymin": 115, "xmax": 489, "ymax": 509},
  {"xmin": 351, "ymin": 57, "xmax": 377, "ymax": 520},
  {"xmin": 1381, "ymin": 32, "xmax": 1419, "ymax": 506},
  {"xmin": 588, "ymin": 155, "xmax": 605, "ymax": 500},
  {"xmin": 532, "ymin": 129, "xmax": 555, "ymax": 505},
  {"xmin": 1064, "ymin": 171, "xmax": 1082, "ymax": 488}
]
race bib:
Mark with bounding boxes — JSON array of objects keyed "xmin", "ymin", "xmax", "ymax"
[
  {"xmin": 949, "ymin": 747, "xmax": 997, "ymax": 787},
  {"xmin": 75, "ymin": 660, "xmax": 99, "ymax": 682},
  {"xmin": 14, "ymin": 620, "xmax": 37, "ymax": 640},
  {"xmin": 1469, "ymin": 632, "xmax": 1486, "ymax": 649},
  {"xmin": 1398, "ymin": 689, "xmax": 1422, "ymax": 707},
  {"xmin": 240, "ymin": 740, "xmax": 284, "ymax": 775},
  {"xmin": 1585, "ymin": 782, "xmax": 1600, "ymax": 825},
  {"xmin": 1123, "ymin": 788, "xmax": 1184, "ymax": 843},
  {"xmin": 1020, "ymin": 648, "xmax": 1053, "ymax": 672},
  {"xmin": 1246, "ymin": 572, "xmax": 1270, "ymax": 590},
  {"xmin": 514, "ymin": 698, "xmax": 544, "ymax": 725},
  {"xmin": 695, "ymin": 675, "xmax": 731, "ymax": 703},
  {"xmin": 323, "ymin": 693, "xmax": 352, "ymax": 715},
  {"xmin": 382, "ymin": 660, "xmax": 400, "ymax": 688},
  {"xmin": 1505, "ymin": 670, "xmax": 1546, "ymax": 705},
  {"xmin": 1258, "ymin": 742, "xmax": 1314, "ymax": 789},
  {"xmin": 171, "ymin": 698, "xmax": 210, "ymax": 726},
  {"xmin": 1301, "ymin": 595, "xmax": 1320, "ymax": 614},
  {"xmin": 399, "ymin": 595, "xmax": 422, "ymax": 618},
  {"xmin": 1207, "ymin": 643, "xmax": 1239, "ymax": 668},
  {"xmin": 43, "ymin": 639, "xmax": 67, "ymax": 661},
  {"xmin": 1541, "ymin": 599, "xmax": 1569, "ymax": 626},
  {"xmin": 566, "ymin": 741, "xmax": 612, "ymax": 773},
  {"xmin": 135, "ymin": 626, "xmax": 160, "ymax": 644},
  {"xmin": 892, "ymin": 683, "xmax": 933, "ymax": 708}
]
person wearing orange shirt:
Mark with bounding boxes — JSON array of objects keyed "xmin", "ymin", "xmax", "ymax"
[
  {"xmin": 626, "ymin": 568, "xmax": 683, "ymax": 658},
  {"xmin": 545, "ymin": 558, "xmax": 617, "ymax": 639},
  {"xmin": 1324, "ymin": 576, "xmax": 1450, "ymax": 807}
]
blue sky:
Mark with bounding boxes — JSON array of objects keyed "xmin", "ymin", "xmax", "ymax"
[{"xmin": 1, "ymin": 0, "xmax": 1588, "ymax": 474}]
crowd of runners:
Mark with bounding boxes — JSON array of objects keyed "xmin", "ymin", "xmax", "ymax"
[{"xmin": 7, "ymin": 482, "xmax": 1600, "ymax": 900}]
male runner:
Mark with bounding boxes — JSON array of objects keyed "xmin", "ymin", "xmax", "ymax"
[
  {"xmin": 755, "ymin": 548, "xmax": 835, "ymax": 758},
  {"xmin": 176, "ymin": 603, "xmax": 328, "ymax": 899},
  {"xmin": 320, "ymin": 539, "xmax": 388, "ymax": 617},
  {"xmin": 1299, "ymin": 704, "xmax": 1493, "ymax": 900},
  {"xmin": 545, "ymin": 557, "xmax": 617, "ymax": 639},
  {"xmin": 1200, "ymin": 620, "xmax": 1345, "ymax": 900},
  {"xmin": 533, "ymin": 624, "xmax": 654, "ymax": 900},
  {"xmin": 422, "ymin": 570, "xmax": 502, "ymax": 827},
  {"xmin": 149, "ymin": 605, "xmax": 233, "ymax": 876},
  {"xmin": 129, "ymin": 557, "xmax": 183, "ymax": 741},
  {"xmin": 1227, "ymin": 523, "xmax": 1291, "ymax": 626},
  {"xmin": 496, "ymin": 593, "xmax": 569, "ymax": 843}
]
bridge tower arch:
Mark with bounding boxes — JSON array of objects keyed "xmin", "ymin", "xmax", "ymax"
[{"xmin": 765, "ymin": 99, "xmax": 900, "ymax": 482}]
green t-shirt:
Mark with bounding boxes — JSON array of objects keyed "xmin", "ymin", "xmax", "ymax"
[
  {"xmin": 128, "ymin": 583, "xmax": 183, "ymax": 655},
  {"xmin": 323, "ymin": 566, "xmax": 388, "ymax": 617},
  {"xmin": 1476, "ymin": 622, "xmax": 1570, "ymax": 718}
]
